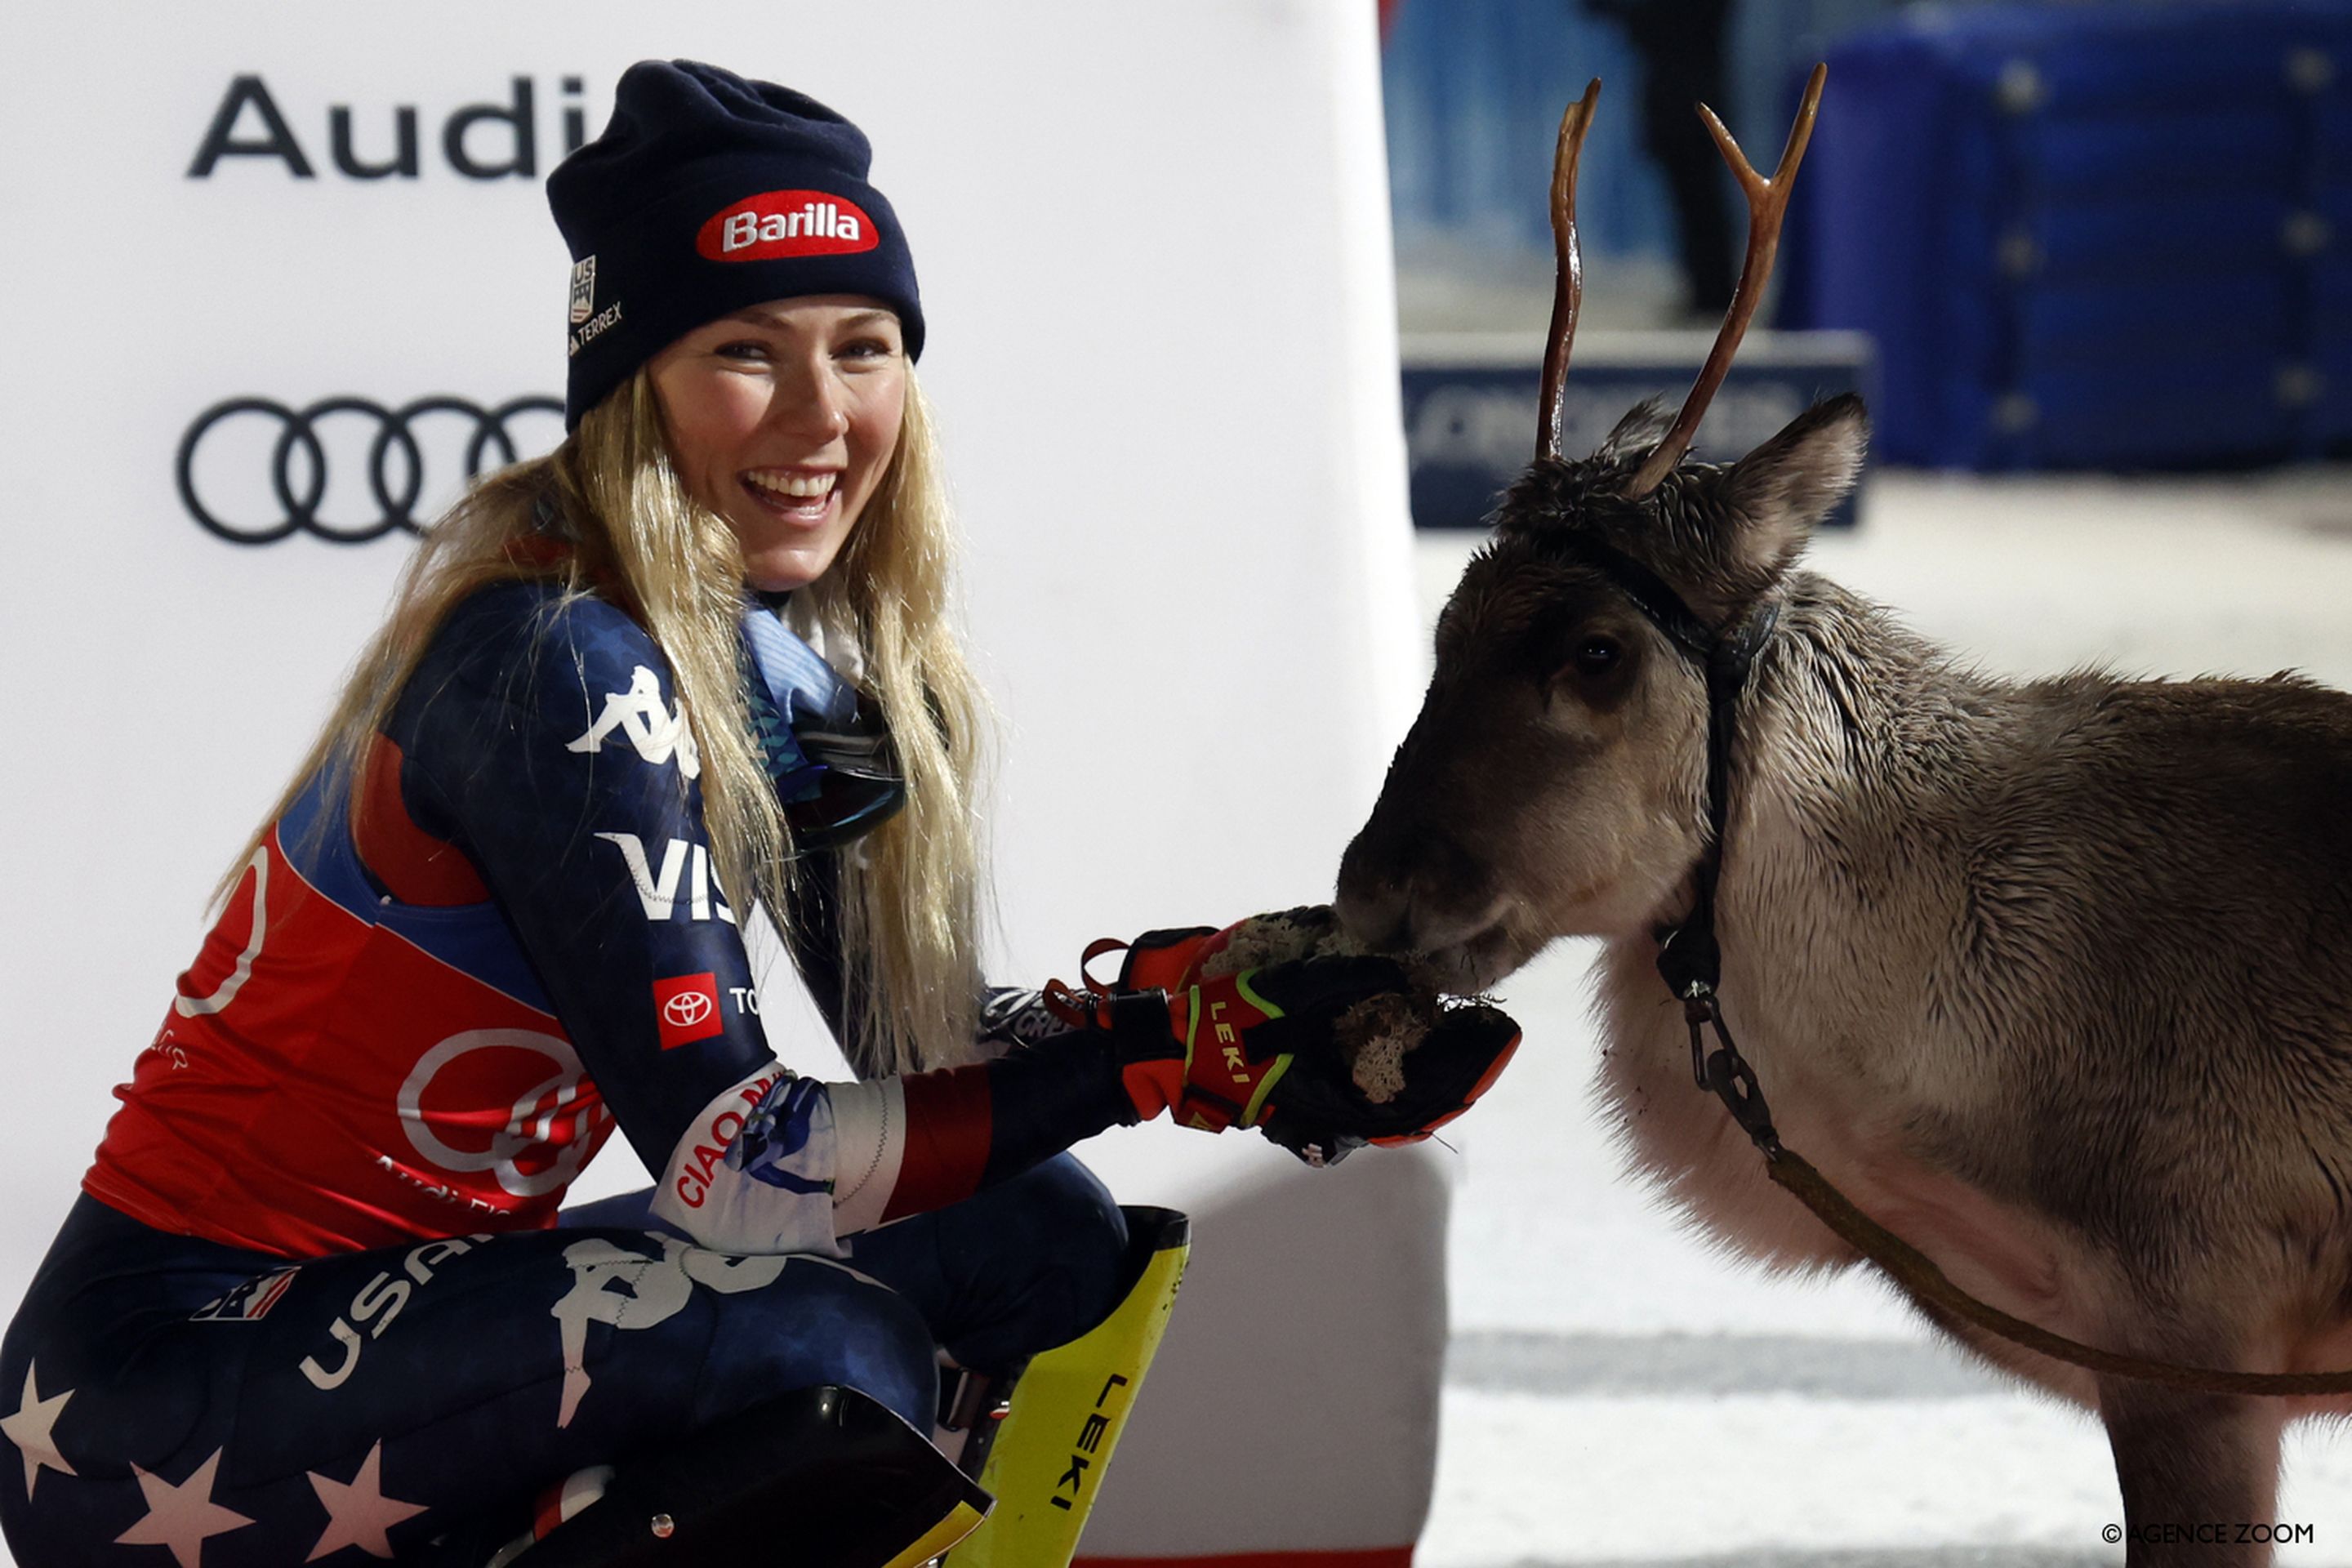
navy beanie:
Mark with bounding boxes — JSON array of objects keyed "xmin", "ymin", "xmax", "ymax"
[{"xmin": 547, "ymin": 60, "xmax": 924, "ymax": 430}]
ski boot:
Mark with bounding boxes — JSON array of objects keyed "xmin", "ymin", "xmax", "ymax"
[{"xmin": 938, "ymin": 1205, "xmax": 1190, "ymax": 1566}]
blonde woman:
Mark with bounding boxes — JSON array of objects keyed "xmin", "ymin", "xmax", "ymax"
[{"xmin": 0, "ymin": 60, "xmax": 1516, "ymax": 1568}]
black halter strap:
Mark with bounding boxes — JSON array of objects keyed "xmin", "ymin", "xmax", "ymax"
[{"xmin": 1557, "ymin": 537, "xmax": 1786, "ymax": 1152}]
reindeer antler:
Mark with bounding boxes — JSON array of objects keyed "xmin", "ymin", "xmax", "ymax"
[
  {"xmin": 1538, "ymin": 78, "xmax": 1603, "ymax": 463},
  {"xmin": 1625, "ymin": 63, "xmax": 1828, "ymax": 498}
]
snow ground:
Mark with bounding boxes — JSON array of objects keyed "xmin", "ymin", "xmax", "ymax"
[{"xmin": 1410, "ymin": 466, "xmax": 2352, "ymax": 1566}]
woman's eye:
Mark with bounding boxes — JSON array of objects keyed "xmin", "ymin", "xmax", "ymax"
[
  {"xmin": 836, "ymin": 336, "xmax": 895, "ymax": 361},
  {"xmin": 715, "ymin": 340, "xmax": 771, "ymax": 362}
]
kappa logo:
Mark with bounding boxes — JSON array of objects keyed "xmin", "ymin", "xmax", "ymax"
[
  {"xmin": 192, "ymin": 1266, "xmax": 301, "ymax": 1323},
  {"xmin": 653, "ymin": 973, "xmax": 724, "ymax": 1050},
  {"xmin": 551, "ymin": 1232, "xmax": 790, "ymax": 1426},
  {"xmin": 568, "ymin": 256, "xmax": 597, "ymax": 325},
  {"xmin": 568, "ymin": 666, "xmax": 699, "ymax": 778},
  {"xmin": 594, "ymin": 833, "xmax": 736, "ymax": 924},
  {"xmin": 695, "ymin": 189, "xmax": 879, "ymax": 262}
]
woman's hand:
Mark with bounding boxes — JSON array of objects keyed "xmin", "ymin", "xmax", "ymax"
[{"xmin": 1058, "ymin": 921, "xmax": 1523, "ymax": 1166}]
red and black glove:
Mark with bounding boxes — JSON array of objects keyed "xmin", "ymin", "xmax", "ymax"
[{"xmin": 1051, "ymin": 920, "xmax": 1522, "ymax": 1166}]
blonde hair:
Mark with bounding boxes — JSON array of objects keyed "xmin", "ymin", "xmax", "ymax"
[{"xmin": 227, "ymin": 367, "xmax": 989, "ymax": 1078}]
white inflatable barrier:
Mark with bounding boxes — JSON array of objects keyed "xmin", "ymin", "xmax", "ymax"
[{"xmin": 0, "ymin": 3, "xmax": 1437, "ymax": 1561}]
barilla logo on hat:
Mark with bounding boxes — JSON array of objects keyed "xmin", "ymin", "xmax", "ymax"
[{"xmin": 696, "ymin": 189, "xmax": 879, "ymax": 262}]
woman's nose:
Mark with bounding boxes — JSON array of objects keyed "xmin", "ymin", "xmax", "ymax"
[{"xmin": 770, "ymin": 358, "xmax": 852, "ymax": 442}]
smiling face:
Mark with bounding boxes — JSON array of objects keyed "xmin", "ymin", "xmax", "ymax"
[{"xmin": 646, "ymin": 296, "xmax": 908, "ymax": 592}]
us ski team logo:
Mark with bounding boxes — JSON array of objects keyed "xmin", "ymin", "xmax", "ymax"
[
  {"xmin": 192, "ymin": 1267, "xmax": 300, "ymax": 1323},
  {"xmin": 568, "ymin": 666, "xmax": 700, "ymax": 778},
  {"xmin": 568, "ymin": 256, "xmax": 597, "ymax": 325}
]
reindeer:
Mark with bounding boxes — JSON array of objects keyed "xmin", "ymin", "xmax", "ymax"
[{"xmin": 1338, "ymin": 71, "xmax": 2352, "ymax": 1564}]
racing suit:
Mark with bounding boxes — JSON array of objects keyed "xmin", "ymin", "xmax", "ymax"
[{"xmin": 0, "ymin": 581, "xmax": 1134, "ymax": 1566}]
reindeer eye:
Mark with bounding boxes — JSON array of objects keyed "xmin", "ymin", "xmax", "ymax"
[{"xmin": 1570, "ymin": 636, "xmax": 1622, "ymax": 676}]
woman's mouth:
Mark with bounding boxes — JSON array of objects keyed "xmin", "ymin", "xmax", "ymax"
[{"xmin": 740, "ymin": 468, "xmax": 840, "ymax": 525}]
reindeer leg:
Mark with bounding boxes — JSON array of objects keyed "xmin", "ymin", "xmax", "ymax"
[{"xmin": 2097, "ymin": 1378, "xmax": 2286, "ymax": 1567}]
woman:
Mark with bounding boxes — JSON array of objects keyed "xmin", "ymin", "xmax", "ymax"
[{"xmin": 0, "ymin": 60, "xmax": 1510, "ymax": 1568}]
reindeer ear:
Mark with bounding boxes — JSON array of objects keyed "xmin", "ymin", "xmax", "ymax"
[
  {"xmin": 1598, "ymin": 397, "xmax": 1674, "ymax": 460},
  {"xmin": 1718, "ymin": 393, "xmax": 1868, "ymax": 573}
]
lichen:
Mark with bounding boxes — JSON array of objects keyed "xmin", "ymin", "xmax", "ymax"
[
  {"xmin": 1197, "ymin": 911, "xmax": 1349, "ymax": 978},
  {"xmin": 1336, "ymin": 991, "xmax": 1425, "ymax": 1102}
]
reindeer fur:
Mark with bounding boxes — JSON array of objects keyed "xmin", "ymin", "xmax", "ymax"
[{"xmin": 1339, "ymin": 394, "xmax": 2352, "ymax": 1563}]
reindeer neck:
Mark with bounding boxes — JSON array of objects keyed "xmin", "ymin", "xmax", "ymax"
[
  {"xmin": 1710, "ymin": 572, "xmax": 2005, "ymax": 1006},
  {"xmin": 1747, "ymin": 571, "xmax": 1996, "ymax": 791}
]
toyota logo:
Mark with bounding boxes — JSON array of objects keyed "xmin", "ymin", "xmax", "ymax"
[
  {"xmin": 176, "ymin": 394, "xmax": 564, "ymax": 546},
  {"xmin": 663, "ymin": 991, "xmax": 715, "ymax": 1029}
]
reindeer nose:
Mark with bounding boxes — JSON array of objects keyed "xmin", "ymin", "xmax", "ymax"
[
  {"xmin": 1339, "ymin": 813, "xmax": 1501, "ymax": 956},
  {"xmin": 1335, "ymin": 859, "xmax": 1411, "ymax": 953},
  {"xmin": 1336, "ymin": 811, "xmax": 1411, "ymax": 949}
]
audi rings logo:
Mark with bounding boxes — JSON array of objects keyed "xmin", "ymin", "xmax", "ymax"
[
  {"xmin": 177, "ymin": 394, "xmax": 564, "ymax": 545},
  {"xmin": 662, "ymin": 991, "xmax": 715, "ymax": 1030}
]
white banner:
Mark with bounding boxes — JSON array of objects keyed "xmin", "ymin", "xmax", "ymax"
[{"xmin": 0, "ymin": 2, "xmax": 1434, "ymax": 1557}]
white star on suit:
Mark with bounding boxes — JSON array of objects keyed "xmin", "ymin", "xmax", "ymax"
[
  {"xmin": 305, "ymin": 1441, "xmax": 427, "ymax": 1561},
  {"xmin": 0, "ymin": 1361, "xmax": 75, "ymax": 1499},
  {"xmin": 114, "ymin": 1448, "xmax": 253, "ymax": 1568}
]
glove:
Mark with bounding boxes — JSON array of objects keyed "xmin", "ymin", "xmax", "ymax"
[
  {"xmin": 1254, "ymin": 993, "xmax": 1520, "ymax": 1165},
  {"xmin": 1050, "ymin": 918, "xmax": 1523, "ymax": 1166},
  {"xmin": 1112, "ymin": 906, "xmax": 1334, "ymax": 996}
]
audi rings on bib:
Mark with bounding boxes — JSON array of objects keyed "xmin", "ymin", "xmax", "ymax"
[{"xmin": 177, "ymin": 394, "xmax": 564, "ymax": 545}]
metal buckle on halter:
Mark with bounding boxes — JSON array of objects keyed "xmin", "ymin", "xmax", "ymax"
[{"xmin": 1699, "ymin": 1034, "xmax": 1781, "ymax": 1156}]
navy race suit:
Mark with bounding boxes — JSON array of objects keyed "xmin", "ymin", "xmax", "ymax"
[{"xmin": 0, "ymin": 580, "xmax": 1134, "ymax": 1567}]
